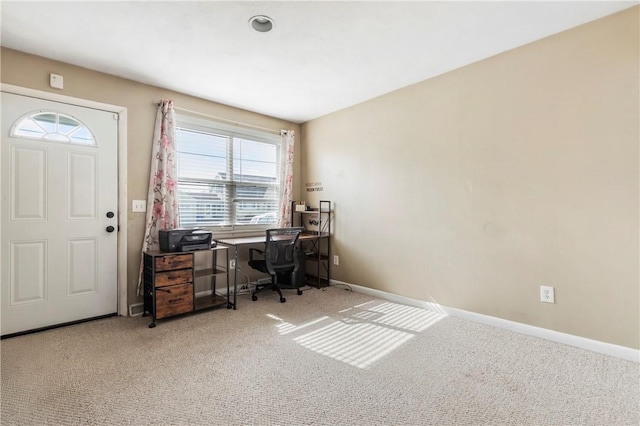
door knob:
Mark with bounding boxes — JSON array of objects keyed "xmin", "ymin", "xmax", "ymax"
[
  {"xmin": 106, "ymin": 226, "xmax": 115, "ymax": 233},
  {"xmin": 106, "ymin": 211, "xmax": 115, "ymax": 218}
]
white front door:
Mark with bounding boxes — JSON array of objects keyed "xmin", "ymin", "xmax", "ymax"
[{"xmin": 1, "ymin": 92, "xmax": 118, "ymax": 336}]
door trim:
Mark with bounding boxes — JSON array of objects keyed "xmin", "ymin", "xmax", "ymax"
[{"xmin": 1, "ymin": 83, "xmax": 128, "ymax": 316}]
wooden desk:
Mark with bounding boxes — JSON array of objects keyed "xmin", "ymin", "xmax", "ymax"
[
  {"xmin": 215, "ymin": 232, "xmax": 330, "ymax": 299},
  {"xmin": 216, "ymin": 232, "xmax": 327, "ymax": 246}
]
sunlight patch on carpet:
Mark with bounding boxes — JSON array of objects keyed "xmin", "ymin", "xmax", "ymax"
[
  {"xmin": 285, "ymin": 301, "xmax": 447, "ymax": 368},
  {"xmin": 294, "ymin": 321, "xmax": 414, "ymax": 368},
  {"xmin": 367, "ymin": 302, "xmax": 444, "ymax": 332},
  {"xmin": 267, "ymin": 313, "xmax": 331, "ymax": 335}
]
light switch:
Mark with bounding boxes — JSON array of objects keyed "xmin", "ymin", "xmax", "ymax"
[{"xmin": 132, "ymin": 200, "xmax": 146, "ymax": 213}]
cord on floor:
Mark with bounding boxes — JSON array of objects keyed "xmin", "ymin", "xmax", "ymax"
[{"xmin": 323, "ymin": 282, "xmax": 352, "ymax": 292}]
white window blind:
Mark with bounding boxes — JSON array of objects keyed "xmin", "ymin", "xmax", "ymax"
[{"xmin": 175, "ymin": 116, "xmax": 280, "ymax": 229}]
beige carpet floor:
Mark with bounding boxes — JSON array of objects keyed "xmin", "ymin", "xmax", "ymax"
[{"xmin": 1, "ymin": 286, "xmax": 638, "ymax": 425}]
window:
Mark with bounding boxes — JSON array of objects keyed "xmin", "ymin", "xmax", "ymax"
[
  {"xmin": 175, "ymin": 115, "xmax": 281, "ymax": 230},
  {"xmin": 11, "ymin": 111, "xmax": 96, "ymax": 145}
]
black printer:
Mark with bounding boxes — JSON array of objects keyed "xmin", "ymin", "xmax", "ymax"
[{"xmin": 159, "ymin": 229, "xmax": 214, "ymax": 252}]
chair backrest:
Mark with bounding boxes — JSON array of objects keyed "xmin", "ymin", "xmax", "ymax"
[{"xmin": 264, "ymin": 227, "xmax": 303, "ymax": 275}]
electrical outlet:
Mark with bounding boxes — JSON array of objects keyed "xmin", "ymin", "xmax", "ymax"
[
  {"xmin": 333, "ymin": 255, "xmax": 339, "ymax": 265},
  {"xmin": 540, "ymin": 286, "xmax": 555, "ymax": 303},
  {"xmin": 229, "ymin": 259, "xmax": 236, "ymax": 270}
]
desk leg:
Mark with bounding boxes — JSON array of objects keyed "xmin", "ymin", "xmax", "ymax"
[
  {"xmin": 232, "ymin": 245, "xmax": 238, "ymax": 310},
  {"xmin": 225, "ymin": 248, "xmax": 231, "ymax": 309}
]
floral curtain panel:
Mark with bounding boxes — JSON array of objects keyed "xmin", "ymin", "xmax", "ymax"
[
  {"xmin": 278, "ymin": 130, "xmax": 295, "ymax": 227},
  {"xmin": 137, "ymin": 100, "xmax": 180, "ymax": 295}
]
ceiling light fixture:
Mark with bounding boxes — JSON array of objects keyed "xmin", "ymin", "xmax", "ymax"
[{"xmin": 249, "ymin": 15, "xmax": 275, "ymax": 33}]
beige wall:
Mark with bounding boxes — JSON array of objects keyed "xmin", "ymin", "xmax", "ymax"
[
  {"xmin": 301, "ymin": 7, "xmax": 639, "ymax": 349},
  {"xmin": 0, "ymin": 48, "xmax": 301, "ymax": 307}
]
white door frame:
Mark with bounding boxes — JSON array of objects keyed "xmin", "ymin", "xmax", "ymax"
[{"xmin": 0, "ymin": 83, "xmax": 128, "ymax": 316}]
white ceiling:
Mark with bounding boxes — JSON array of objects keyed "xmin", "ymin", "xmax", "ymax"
[{"xmin": 1, "ymin": 1, "xmax": 636, "ymax": 123}]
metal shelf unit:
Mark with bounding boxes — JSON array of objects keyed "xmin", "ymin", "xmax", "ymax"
[{"xmin": 291, "ymin": 200, "xmax": 331, "ymax": 288}]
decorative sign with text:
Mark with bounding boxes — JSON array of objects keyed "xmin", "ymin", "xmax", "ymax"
[{"xmin": 305, "ymin": 182, "xmax": 323, "ymax": 192}]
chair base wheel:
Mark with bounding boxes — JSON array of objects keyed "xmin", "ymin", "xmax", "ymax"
[
  {"xmin": 252, "ymin": 295, "xmax": 258, "ymax": 301},
  {"xmin": 149, "ymin": 322, "xmax": 156, "ymax": 328},
  {"xmin": 280, "ymin": 297, "xmax": 286, "ymax": 303},
  {"xmin": 297, "ymin": 289, "xmax": 303, "ymax": 295}
]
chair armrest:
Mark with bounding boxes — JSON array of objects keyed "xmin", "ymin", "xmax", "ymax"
[{"xmin": 249, "ymin": 248, "xmax": 265, "ymax": 262}]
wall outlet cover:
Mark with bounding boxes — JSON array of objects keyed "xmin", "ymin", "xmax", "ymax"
[{"xmin": 540, "ymin": 286, "xmax": 555, "ymax": 303}]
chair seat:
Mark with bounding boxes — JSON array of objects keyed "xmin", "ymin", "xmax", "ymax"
[
  {"xmin": 248, "ymin": 259, "xmax": 268, "ymax": 274},
  {"xmin": 249, "ymin": 259, "xmax": 296, "ymax": 276}
]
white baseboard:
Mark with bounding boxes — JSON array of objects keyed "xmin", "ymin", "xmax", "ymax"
[{"xmin": 334, "ymin": 280, "xmax": 639, "ymax": 363}]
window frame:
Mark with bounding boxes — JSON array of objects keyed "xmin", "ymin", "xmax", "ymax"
[
  {"xmin": 10, "ymin": 110, "xmax": 97, "ymax": 146},
  {"xmin": 175, "ymin": 113, "xmax": 282, "ymax": 236}
]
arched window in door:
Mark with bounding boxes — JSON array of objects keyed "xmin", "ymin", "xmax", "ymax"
[{"xmin": 10, "ymin": 111, "xmax": 96, "ymax": 145}]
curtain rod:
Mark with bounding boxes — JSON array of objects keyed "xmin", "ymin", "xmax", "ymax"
[{"xmin": 154, "ymin": 102, "xmax": 282, "ymax": 135}]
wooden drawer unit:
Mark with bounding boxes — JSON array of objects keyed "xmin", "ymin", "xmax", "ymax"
[
  {"xmin": 155, "ymin": 269, "xmax": 193, "ymax": 287},
  {"xmin": 155, "ymin": 283, "xmax": 193, "ymax": 319},
  {"xmin": 143, "ymin": 247, "xmax": 232, "ymax": 328},
  {"xmin": 143, "ymin": 251, "xmax": 195, "ymax": 327},
  {"xmin": 155, "ymin": 253, "xmax": 192, "ymax": 271}
]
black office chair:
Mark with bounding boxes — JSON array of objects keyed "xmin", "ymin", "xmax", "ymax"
[{"xmin": 248, "ymin": 227, "xmax": 304, "ymax": 303}]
